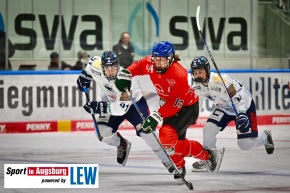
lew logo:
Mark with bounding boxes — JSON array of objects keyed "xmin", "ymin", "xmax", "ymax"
[
  {"xmin": 0, "ymin": 124, "xmax": 6, "ymax": 132},
  {"xmin": 4, "ymin": 164, "xmax": 99, "ymax": 188},
  {"xmin": 26, "ymin": 123, "xmax": 51, "ymax": 131}
]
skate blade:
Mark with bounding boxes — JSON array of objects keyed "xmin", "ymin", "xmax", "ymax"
[
  {"xmin": 214, "ymin": 147, "xmax": 225, "ymax": 172},
  {"xmin": 191, "ymin": 168, "xmax": 208, "ymax": 172}
]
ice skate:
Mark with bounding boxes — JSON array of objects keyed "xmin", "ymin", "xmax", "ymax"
[
  {"xmin": 264, "ymin": 130, "xmax": 274, "ymax": 154},
  {"xmin": 173, "ymin": 166, "xmax": 186, "ymax": 185},
  {"xmin": 116, "ymin": 132, "xmax": 131, "ymax": 166},
  {"xmin": 191, "ymin": 160, "xmax": 208, "ymax": 172},
  {"xmin": 162, "ymin": 161, "xmax": 175, "ymax": 173},
  {"xmin": 206, "ymin": 147, "xmax": 225, "ymax": 172}
]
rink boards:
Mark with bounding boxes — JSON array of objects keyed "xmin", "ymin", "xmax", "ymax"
[{"xmin": 0, "ymin": 70, "xmax": 289, "ymax": 133}]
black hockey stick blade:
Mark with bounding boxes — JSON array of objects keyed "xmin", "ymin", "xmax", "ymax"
[{"xmin": 185, "ymin": 179, "xmax": 194, "ymax": 190}]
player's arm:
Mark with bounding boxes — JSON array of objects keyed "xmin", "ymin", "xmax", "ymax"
[
  {"xmin": 221, "ymin": 74, "xmax": 249, "ymax": 132},
  {"xmin": 115, "ymin": 56, "xmax": 150, "ymax": 92},
  {"xmin": 192, "ymin": 84, "xmax": 205, "ymax": 113},
  {"xmin": 127, "ymin": 56, "xmax": 151, "ymax": 76},
  {"xmin": 76, "ymin": 57, "xmax": 96, "ymax": 92},
  {"xmin": 222, "ymin": 74, "xmax": 246, "ymax": 113}
]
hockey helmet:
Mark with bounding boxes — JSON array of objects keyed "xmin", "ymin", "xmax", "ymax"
[
  {"xmin": 151, "ymin": 41, "xmax": 175, "ymax": 74},
  {"xmin": 191, "ymin": 56, "xmax": 210, "ymax": 83},
  {"xmin": 101, "ymin": 51, "xmax": 120, "ymax": 81},
  {"xmin": 152, "ymin": 41, "xmax": 174, "ymax": 58}
]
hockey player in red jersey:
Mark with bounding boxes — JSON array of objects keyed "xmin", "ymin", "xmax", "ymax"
[{"xmin": 115, "ymin": 41, "xmax": 225, "ymax": 184}]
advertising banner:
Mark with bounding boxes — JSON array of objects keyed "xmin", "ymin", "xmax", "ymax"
[{"xmin": 0, "ymin": 71, "xmax": 289, "ymax": 133}]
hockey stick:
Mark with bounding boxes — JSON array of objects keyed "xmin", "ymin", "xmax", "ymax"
[
  {"xmin": 196, "ymin": 5, "xmax": 238, "ymax": 116},
  {"xmin": 83, "ymin": 87, "xmax": 103, "ymax": 141},
  {"xmin": 125, "ymin": 88, "xmax": 194, "ymax": 190}
]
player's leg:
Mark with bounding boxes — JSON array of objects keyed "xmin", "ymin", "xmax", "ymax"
[
  {"xmin": 192, "ymin": 108, "xmax": 231, "ymax": 172},
  {"xmin": 98, "ymin": 114, "xmax": 131, "ymax": 166},
  {"xmin": 159, "ymin": 125, "xmax": 187, "ymax": 184},
  {"xmin": 161, "ymin": 102, "xmax": 218, "ymax": 184},
  {"xmin": 126, "ymin": 97, "xmax": 174, "ymax": 173},
  {"xmin": 159, "ymin": 124, "xmax": 222, "ymax": 184},
  {"xmin": 236, "ymin": 100, "xmax": 274, "ymax": 154},
  {"xmin": 160, "ymin": 125, "xmax": 210, "ymax": 166}
]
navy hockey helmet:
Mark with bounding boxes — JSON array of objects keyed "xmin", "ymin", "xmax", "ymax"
[
  {"xmin": 101, "ymin": 51, "xmax": 120, "ymax": 81},
  {"xmin": 101, "ymin": 51, "xmax": 119, "ymax": 67},
  {"xmin": 191, "ymin": 56, "xmax": 210, "ymax": 83}
]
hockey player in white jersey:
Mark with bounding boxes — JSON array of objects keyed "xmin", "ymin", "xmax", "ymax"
[
  {"xmin": 190, "ymin": 56, "xmax": 275, "ymax": 172},
  {"xmin": 77, "ymin": 51, "xmax": 173, "ymax": 171}
]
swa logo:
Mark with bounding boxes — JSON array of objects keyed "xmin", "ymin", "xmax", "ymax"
[
  {"xmin": 129, "ymin": 2, "xmax": 159, "ymax": 56},
  {"xmin": 0, "ymin": 12, "xmax": 5, "ymax": 32}
]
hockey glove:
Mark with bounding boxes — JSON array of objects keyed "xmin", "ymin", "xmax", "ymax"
[
  {"xmin": 141, "ymin": 111, "xmax": 163, "ymax": 134},
  {"xmin": 83, "ymin": 101, "xmax": 108, "ymax": 115},
  {"xmin": 77, "ymin": 70, "xmax": 93, "ymax": 92},
  {"xmin": 115, "ymin": 69, "xmax": 132, "ymax": 92},
  {"xmin": 236, "ymin": 113, "xmax": 249, "ymax": 133}
]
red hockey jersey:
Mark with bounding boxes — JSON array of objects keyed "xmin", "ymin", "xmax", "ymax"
[{"xmin": 128, "ymin": 55, "xmax": 199, "ymax": 118}]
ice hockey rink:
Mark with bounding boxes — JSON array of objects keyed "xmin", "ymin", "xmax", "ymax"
[{"xmin": 1, "ymin": 125, "xmax": 290, "ymax": 193}]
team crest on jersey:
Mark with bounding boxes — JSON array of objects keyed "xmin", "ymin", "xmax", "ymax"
[
  {"xmin": 166, "ymin": 78, "xmax": 176, "ymax": 86},
  {"xmin": 213, "ymin": 75, "xmax": 226, "ymax": 84},
  {"xmin": 154, "ymin": 84, "xmax": 164, "ymax": 94},
  {"xmin": 104, "ymin": 84, "xmax": 113, "ymax": 91},
  {"xmin": 146, "ymin": 64, "xmax": 154, "ymax": 73}
]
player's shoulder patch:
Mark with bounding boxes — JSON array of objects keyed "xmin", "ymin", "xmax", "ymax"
[
  {"xmin": 88, "ymin": 56, "xmax": 102, "ymax": 68},
  {"xmin": 88, "ymin": 56, "xmax": 102, "ymax": 77},
  {"xmin": 212, "ymin": 74, "xmax": 227, "ymax": 84},
  {"xmin": 91, "ymin": 60, "xmax": 102, "ymax": 69}
]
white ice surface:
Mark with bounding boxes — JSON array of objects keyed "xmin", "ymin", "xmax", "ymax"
[{"xmin": 1, "ymin": 125, "xmax": 290, "ymax": 193}]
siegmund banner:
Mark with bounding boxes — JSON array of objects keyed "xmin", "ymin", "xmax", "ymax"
[{"xmin": 0, "ymin": 71, "xmax": 289, "ymax": 122}]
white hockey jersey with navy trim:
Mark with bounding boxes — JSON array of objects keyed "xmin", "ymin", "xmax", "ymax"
[
  {"xmin": 84, "ymin": 56, "xmax": 143, "ymax": 116},
  {"xmin": 192, "ymin": 72, "xmax": 252, "ymax": 116}
]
